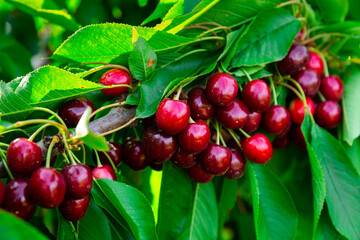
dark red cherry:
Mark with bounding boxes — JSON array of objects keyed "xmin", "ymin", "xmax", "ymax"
[
  {"xmin": 59, "ymin": 97, "xmax": 96, "ymax": 128},
  {"xmin": 205, "ymin": 73, "xmax": 238, "ymax": 107},
  {"xmin": 225, "ymin": 149, "xmax": 246, "ymax": 179},
  {"xmin": 61, "ymin": 163, "xmax": 93, "ymax": 200},
  {"xmin": 142, "ymin": 127, "xmax": 177, "ymax": 164},
  {"xmin": 294, "ymin": 69, "xmax": 321, "ymax": 97},
  {"xmin": 7, "ymin": 138, "xmax": 42, "ymax": 177},
  {"xmin": 272, "ymin": 135, "xmax": 290, "ymax": 149},
  {"xmin": 199, "ymin": 143, "xmax": 231, "ymax": 175},
  {"xmin": 315, "ymin": 100, "xmax": 341, "ymax": 129},
  {"xmin": 59, "ymin": 195, "xmax": 90, "ymax": 222},
  {"xmin": 242, "ymin": 112, "xmax": 261, "ymax": 133},
  {"xmin": 289, "ymin": 98, "xmax": 315, "ymax": 124},
  {"xmin": 2, "ymin": 178, "xmax": 35, "ymax": 220},
  {"xmin": 92, "ymin": 165, "xmax": 117, "ymax": 180},
  {"xmin": 99, "ymin": 69, "xmax": 131, "ymax": 97},
  {"xmin": 305, "ymin": 52, "xmax": 324, "ymax": 76},
  {"xmin": 241, "ymin": 79, "xmax": 271, "ymax": 113},
  {"xmin": 216, "ymin": 100, "xmax": 249, "ymax": 129},
  {"xmin": 123, "ymin": 137, "xmax": 149, "ymax": 171},
  {"xmin": 242, "ymin": 133, "xmax": 273, "ymax": 164},
  {"xmin": 94, "ymin": 142, "xmax": 122, "ymax": 167},
  {"xmin": 320, "ymin": 75, "xmax": 344, "ymax": 101},
  {"xmin": 156, "ymin": 99, "xmax": 190, "ymax": 135},
  {"xmin": 277, "ymin": 44, "xmax": 309, "ymax": 75},
  {"xmin": 172, "ymin": 148, "xmax": 198, "ymax": 168},
  {"xmin": 150, "ymin": 163, "xmax": 163, "ymax": 171},
  {"xmin": 0, "ymin": 180, "xmax": 4, "ymax": 206},
  {"xmin": 29, "ymin": 167, "xmax": 66, "ymax": 208},
  {"xmin": 188, "ymin": 87, "xmax": 215, "ymax": 120},
  {"xmin": 178, "ymin": 120, "xmax": 210, "ymax": 153},
  {"xmin": 289, "ymin": 124, "xmax": 306, "ymax": 149},
  {"xmin": 262, "ymin": 105, "xmax": 291, "ymax": 135},
  {"xmin": 187, "ymin": 164, "xmax": 214, "ymax": 183}
]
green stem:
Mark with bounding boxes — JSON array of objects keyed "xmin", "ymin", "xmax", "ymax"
[
  {"xmin": 241, "ymin": 68, "xmax": 252, "ymax": 82},
  {"xmin": 199, "ymin": 26, "xmax": 231, "ymax": 37},
  {"xmin": 61, "ymin": 132, "xmax": 76, "ymax": 165},
  {"xmin": 215, "ymin": 120, "xmax": 220, "ymax": 145},
  {"xmin": 0, "ymin": 149, "xmax": 14, "ymax": 179},
  {"xmin": 276, "ymin": 0, "xmax": 303, "ymax": 17},
  {"xmin": 0, "ymin": 143, "xmax": 9, "ymax": 148},
  {"xmin": 229, "ymin": 16, "xmax": 255, "ymax": 29},
  {"xmin": 13, "ymin": 119, "xmax": 69, "ymax": 137},
  {"xmin": 219, "ymin": 133, "xmax": 227, "ymax": 147},
  {"xmin": 155, "ymin": 37, "xmax": 224, "ymax": 53},
  {"xmin": 89, "ymin": 102, "xmax": 125, "ymax": 119},
  {"xmin": 93, "ymin": 150, "xmax": 102, "ymax": 167},
  {"xmin": 102, "ymin": 151, "xmax": 117, "ymax": 172},
  {"xmin": 98, "ymin": 118, "xmax": 136, "ymax": 136},
  {"xmin": 104, "ymin": 84, "xmax": 133, "ymax": 90},
  {"xmin": 317, "ymin": 92, "xmax": 326, "ymax": 102},
  {"xmin": 28, "ymin": 123, "xmax": 52, "ymax": 142},
  {"xmin": 227, "ymin": 129, "xmax": 242, "ymax": 150},
  {"xmin": 70, "ymin": 151, "xmax": 82, "ymax": 164},
  {"xmin": 174, "ymin": 85, "xmax": 183, "ymax": 100},
  {"xmin": 46, "ymin": 136, "xmax": 59, "ymax": 168},
  {"xmin": 34, "ymin": 107, "xmax": 67, "ymax": 127},
  {"xmin": 80, "ymin": 64, "xmax": 132, "ymax": 79},
  {"xmin": 302, "ymin": 33, "xmax": 346, "ymax": 45},
  {"xmin": 62, "ymin": 153, "xmax": 71, "ymax": 164},
  {"xmin": 133, "ymin": 128, "xmax": 140, "ymax": 140},
  {"xmin": 239, "ymin": 128, "xmax": 250, "ymax": 138},
  {"xmin": 276, "ymin": 82, "xmax": 303, "ymax": 100},
  {"xmin": 269, "ymin": 77, "xmax": 278, "ymax": 105}
]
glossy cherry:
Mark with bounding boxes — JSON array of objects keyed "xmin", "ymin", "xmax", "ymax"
[
  {"xmin": 242, "ymin": 112, "xmax": 261, "ymax": 133},
  {"xmin": 277, "ymin": 44, "xmax": 309, "ymax": 75},
  {"xmin": 7, "ymin": 138, "xmax": 42, "ymax": 177},
  {"xmin": 2, "ymin": 178, "xmax": 36, "ymax": 220},
  {"xmin": 289, "ymin": 98, "xmax": 315, "ymax": 124},
  {"xmin": 294, "ymin": 69, "xmax": 321, "ymax": 97},
  {"xmin": 241, "ymin": 79, "xmax": 271, "ymax": 113},
  {"xmin": 187, "ymin": 164, "xmax": 214, "ymax": 183},
  {"xmin": 94, "ymin": 142, "xmax": 122, "ymax": 167},
  {"xmin": 242, "ymin": 133, "xmax": 273, "ymax": 164},
  {"xmin": 225, "ymin": 149, "xmax": 246, "ymax": 179},
  {"xmin": 99, "ymin": 69, "xmax": 131, "ymax": 97},
  {"xmin": 188, "ymin": 87, "xmax": 215, "ymax": 120},
  {"xmin": 0, "ymin": 180, "xmax": 4, "ymax": 206},
  {"xmin": 272, "ymin": 135, "xmax": 290, "ymax": 149},
  {"xmin": 216, "ymin": 100, "xmax": 249, "ymax": 129},
  {"xmin": 205, "ymin": 73, "xmax": 238, "ymax": 107},
  {"xmin": 92, "ymin": 165, "xmax": 117, "ymax": 180},
  {"xmin": 61, "ymin": 163, "xmax": 93, "ymax": 200},
  {"xmin": 262, "ymin": 105, "xmax": 291, "ymax": 135},
  {"xmin": 172, "ymin": 148, "xmax": 198, "ymax": 168},
  {"xmin": 289, "ymin": 124, "xmax": 306, "ymax": 149},
  {"xmin": 199, "ymin": 143, "xmax": 231, "ymax": 175},
  {"xmin": 123, "ymin": 137, "xmax": 149, "ymax": 171},
  {"xmin": 315, "ymin": 100, "xmax": 341, "ymax": 129},
  {"xmin": 59, "ymin": 97, "xmax": 96, "ymax": 128},
  {"xmin": 29, "ymin": 167, "xmax": 66, "ymax": 208},
  {"xmin": 156, "ymin": 99, "xmax": 190, "ymax": 135},
  {"xmin": 142, "ymin": 127, "xmax": 177, "ymax": 164},
  {"xmin": 320, "ymin": 75, "xmax": 344, "ymax": 101},
  {"xmin": 305, "ymin": 51, "xmax": 324, "ymax": 76},
  {"xmin": 178, "ymin": 120, "xmax": 210, "ymax": 153},
  {"xmin": 59, "ymin": 195, "xmax": 90, "ymax": 222}
]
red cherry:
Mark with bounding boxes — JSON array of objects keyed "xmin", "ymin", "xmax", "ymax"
[
  {"xmin": 172, "ymin": 148, "xmax": 198, "ymax": 168},
  {"xmin": 242, "ymin": 133, "xmax": 273, "ymax": 164},
  {"xmin": 294, "ymin": 69, "xmax": 321, "ymax": 97},
  {"xmin": 94, "ymin": 142, "xmax": 122, "ymax": 167},
  {"xmin": 2, "ymin": 178, "xmax": 35, "ymax": 220},
  {"xmin": 296, "ymin": 30, "xmax": 303, "ymax": 39},
  {"xmin": 205, "ymin": 73, "xmax": 238, "ymax": 107},
  {"xmin": 92, "ymin": 165, "xmax": 117, "ymax": 180},
  {"xmin": 7, "ymin": 138, "xmax": 42, "ymax": 177},
  {"xmin": 61, "ymin": 163, "xmax": 93, "ymax": 200},
  {"xmin": 59, "ymin": 195, "xmax": 90, "ymax": 222},
  {"xmin": 242, "ymin": 112, "xmax": 261, "ymax": 133},
  {"xmin": 0, "ymin": 180, "xmax": 4, "ymax": 206},
  {"xmin": 289, "ymin": 98, "xmax": 315, "ymax": 124},
  {"xmin": 225, "ymin": 149, "xmax": 246, "ymax": 179},
  {"xmin": 123, "ymin": 138, "xmax": 149, "ymax": 171},
  {"xmin": 99, "ymin": 69, "xmax": 131, "ymax": 97},
  {"xmin": 59, "ymin": 97, "xmax": 96, "ymax": 128},
  {"xmin": 272, "ymin": 135, "xmax": 290, "ymax": 149},
  {"xmin": 29, "ymin": 167, "xmax": 66, "ymax": 208},
  {"xmin": 178, "ymin": 120, "xmax": 210, "ymax": 153},
  {"xmin": 216, "ymin": 100, "xmax": 249, "ymax": 129},
  {"xmin": 315, "ymin": 100, "xmax": 341, "ymax": 129},
  {"xmin": 187, "ymin": 164, "xmax": 214, "ymax": 183},
  {"xmin": 289, "ymin": 124, "xmax": 306, "ymax": 149},
  {"xmin": 242, "ymin": 79, "xmax": 271, "ymax": 113},
  {"xmin": 277, "ymin": 44, "xmax": 309, "ymax": 75},
  {"xmin": 305, "ymin": 52, "xmax": 324, "ymax": 76},
  {"xmin": 262, "ymin": 105, "xmax": 291, "ymax": 135},
  {"xmin": 320, "ymin": 75, "xmax": 344, "ymax": 101},
  {"xmin": 199, "ymin": 143, "xmax": 231, "ymax": 175},
  {"xmin": 156, "ymin": 99, "xmax": 190, "ymax": 135},
  {"xmin": 188, "ymin": 87, "xmax": 215, "ymax": 120}
]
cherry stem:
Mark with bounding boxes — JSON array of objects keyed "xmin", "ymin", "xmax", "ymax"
[
  {"xmin": 28, "ymin": 123, "xmax": 52, "ymax": 142},
  {"xmin": 34, "ymin": 107, "xmax": 67, "ymax": 128},
  {"xmin": 104, "ymin": 84, "xmax": 133, "ymax": 90},
  {"xmin": 269, "ymin": 76, "xmax": 278, "ymax": 105},
  {"xmin": 174, "ymin": 85, "xmax": 183, "ymax": 100},
  {"xmin": 69, "ymin": 151, "xmax": 82, "ymax": 164},
  {"xmin": 80, "ymin": 63, "xmax": 133, "ymax": 79},
  {"xmin": 238, "ymin": 128, "xmax": 250, "ymax": 138},
  {"xmin": 227, "ymin": 129, "xmax": 242, "ymax": 150},
  {"xmin": 219, "ymin": 133, "xmax": 227, "ymax": 147},
  {"xmin": 89, "ymin": 102, "xmax": 126, "ymax": 119},
  {"xmin": 241, "ymin": 68, "xmax": 252, "ymax": 82},
  {"xmin": 302, "ymin": 33, "xmax": 345, "ymax": 45},
  {"xmin": 62, "ymin": 153, "xmax": 70, "ymax": 164},
  {"xmin": 0, "ymin": 129, "xmax": 29, "ymax": 137},
  {"xmin": 300, "ymin": 0, "xmax": 309, "ymax": 20},
  {"xmin": 189, "ymin": 117, "xmax": 195, "ymax": 124},
  {"xmin": 61, "ymin": 132, "xmax": 76, "ymax": 165},
  {"xmin": 184, "ymin": 25, "xmax": 221, "ymax": 47},
  {"xmin": 276, "ymin": 82, "xmax": 303, "ymax": 100},
  {"xmin": 46, "ymin": 136, "xmax": 59, "ymax": 168},
  {"xmin": 0, "ymin": 143, "xmax": 9, "ymax": 148},
  {"xmin": 93, "ymin": 150, "xmax": 102, "ymax": 167},
  {"xmin": 0, "ymin": 149, "xmax": 14, "ymax": 179},
  {"xmin": 277, "ymin": 1, "xmax": 303, "ymax": 17},
  {"xmin": 133, "ymin": 128, "xmax": 140, "ymax": 140},
  {"xmin": 98, "ymin": 117, "xmax": 136, "ymax": 136},
  {"xmin": 13, "ymin": 119, "xmax": 69, "ymax": 137},
  {"xmin": 215, "ymin": 120, "xmax": 220, "ymax": 145},
  {"xmin": 80, "ymin": 143, "xmax": 86, "ymax": 164},
  {"xmin": 196, "ymin": 22, "xmax": 231, "ymax": 33},
  {"xmin": 102, "ymin": 151, "xmax": 117, "ymax": 172},
  {"xmin": 318, "ymin": 92, "xmax": 326, "ymax": 102},
  {"xmin": 156, "ymin": 37, "xmax": 224, "ymax": 53}
]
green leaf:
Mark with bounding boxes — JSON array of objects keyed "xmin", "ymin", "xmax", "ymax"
[
  {"xmin": 319, "ymin": 21, "xmax": 360, "ymax": 35},
  {"xmin": 231, "ymin": 8, "xmax": 302, "ymax": 67},
  {"xmin": 343, "ymin": 137, "xmax": 360, "ymax": 174},
  {"xmin": 57, "ymin": 209, "xmax": 76, "ymax": 240},
  {"xmin": 248, "ymin": 162, "xmax": 298, "ymax": 240},
  {"xmin": 315, "ymin": 210, "xmax": 344, "ymax": 240},
  {"xmin": 0, "ymin": 121, "xmax": 13, "ymax": 131},
  {"xmin": 315, "ymin": 0, "xmax": 349, "ymax": 24},
  {"xmin": 232, "ymin": 65, "xmax": 265, "ymax": 77},
  {"xmin": 141, "ymin": 0, "xmax": 178, "ymax": 25},
  {"xmin": 219, "ymin": 26, "xmax": 246, "ymax": 69}
]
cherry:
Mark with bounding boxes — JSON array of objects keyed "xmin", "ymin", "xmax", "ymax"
[
  {"xmin": 61, "ymin": 163, "xmax": 93, "ymax": 200},
  {"xmin": 93, "ymin": 142, "xmax": 122, "ymax": 167},
  {"xmin": 289, "ymin": 124, "xmax": 306, "ymax": 149},
  {"xmin": 188, "ymin": 87, "xmax": 215, "ymax": 120},
  {"xmin": 262, "ymin": 105, "xmax": 291, "ymax": 135},
  {"xmin": 216, "ymin": 100, "xmax": 249, "ymax": 129},
  {"xmin": 315, "ymin": 100, "xmax": 341, "ymax": 129},
  {"xmin": 296, "ymin": 30, "xmax": 303, "ymax": 39},
  {"xmin": 92, "ymin": 165, "xmax": 116, "ymax": 180},
  {"xmin": 242, "ymin": 112, "xmax": 261, "ymax": 133},
  {"xmin": 142, "ymin": 127, "xmax": 177, "ymax": 164},
  {"xmin": 242, "ymin": 133, "xmax": 273, "ymax": 164},
  {"xmin": 29, "ymin": 167, "xmax": 66, "ymax": 209},
  {"xmin": 289, "ymin": 98, "xmax": 315, "ymax": 124},
  {"xmin": 123, "ymin": 137, "xmax": 149, "ymax": 171},
  {"xmin": 205, "ymin": 73, "xmax": 238, "ymax": 107},
  {"xmin": 172, "ymin": 148, "xmax": 198, "ymax": 168},
  {"xmin": 156, "ymin": 99, "xmax": 190, "ymax": 135},
  {"xmin": 99, "ymin": 69, "xmax": 131, "ymax": 97},
  {"xmin": 150, "ymin": 163, "xmax": 163, "ymax": 171},
  {"xmin": 0, "ymin": 180, "xmax": 4, "ymax": 206},
  {"xmin": 225, "ymin": 149, "xmax": 246, "ymax": 179},
  {"xmin": 187, "ymin": 164, "xmax": 214, "ymax": 183},
  {"xmin": 2, "ymin": 178, "xmax": 35, "ymax": 220},
  {"xmin": 7, "ymin": 138, "xmax": 42, "ymax": 177},
  {"xmin": 241, "ymin": 79, "xmax": 271, "ymax": 113},
  {"xmin": 272, "ymin": 135, "xmax": 290, "ymax": 149},
  {"xmin": 320, "ymin": 75, "xmax": 344, "ymax": 101},
  {"xmin": 199, "ymin": 143, "xmax": 231, "ymax": 175},
  {"xmin": 58, "ymin": 97, "xmax": 96, "ymax": 128},
  {"xmin": 294, "ymin": 69, "xmax": 321, "ymax": 97},
  {"xmin": 277, "ymin": 44, "xmax": 309, "ymax": 75},
  {"xmin": 59, "ymin": 195, "xmax": 90, "ymax": 222},
  {"xmin": 178, "ymin": 120, "xmax": 210, "ymax": 153},
  {"xmin": 305, "ymin": 52, "xmax": 324, "ymax": 76}
]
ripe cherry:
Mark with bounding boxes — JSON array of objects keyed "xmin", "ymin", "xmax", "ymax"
[
  {"xmin": 199, "ymin": 143, "xmax": 231, "ymax": 175},
  {"xmin": 205, "ymin": 73, "xmax": 238, "ymax": 107},
  {"xmin": 187, "ymin": 164, "xmax": 214, "ymax": 183},
  {"xmin": 0, "ymin": 180, "xmax": 4, "ymax": 206},
  {"xmin": 289, "ymin": 98, "xmax": 315, "ymax": 124},
  {"xmin": 242, "ymin": 112, "xmax": 261, "ymax": 133},
  {"xmin": 92, "ymin": 165, "xmax": 116, "ymax": 180},
  {"xmin": 29, "ymin": 167, "xmax": 66, "ymax": 209},
  {"xmin": 216, "ymin": 100, "xmax": 249, "ymax": 129},
  {"xmin": 172, "ymin": 148, "xmax": 197, "ymax": 168},
  {"xmin": 61, "ymin": 163, "xmax": 93, "ymax": 200},
  {"xmin": 178, "ymin": 120, "xmax": 210, "ymax": 153},
  {"xmin": 156, "ymin": 99, "xmax": 190, "ymax": 135},
  {"xmin": 59, "ymin": 97, "xmax": 96, "ymax": 128},
  {"xmin": 320, "ymin": 75, "xmax": 344, "ymax": 101},
  {"xmin": 242, "ymin": 133, "xmax": 273, "ymax": 164},
  {"xmin": 94, "ymin": 142, "xmax": 122, "ymax": 167},
  {"xmin": 272, "ymin": 135, "xmax": 290, "ymax": 149},
  {"xmin": 305, "ymin": 52, "xmax": 324, "ymax": 76},
  {"xmin": 241, "ymin": 79, "xmax": 271, "ymax": 113},
  {"xmin": 188, "ymin": 87, "xmax": 215, "ymax": 120},
  {"xmin": 7, "ymin": 138, "xmax": 42, "ymax": 177},
  {"xmin": 142, "ymin": 127, "xmax": 177, "ymax": 164},
  {"xmin": 225, "ymin": 149, "xmax": 246, "ymax": 180},
  {"xmin": 2, "ymin": 178, "xmax": 36, "ymax": 221},
  {"xmin": 277, "ymin": 44, "xmax": 309, "ymax": 75},
  {"xmin": 294, "ymin": 69, "xmax": 321, "ymax": 97},
  {"xmin": 59, "ymin": 195, "xmax": 90, "ymax": 222},
  {"xmin": 99, "ymin": 69, "xmax": 131, "ymax": 97},
  {"xmin": 289, "ymin": 124, "xmax": 306, "ymax": 149},
  {"xmin": 123, "ymin": 137, "xmax": 149, "ymax": 171},
  {"xmin": 262, "ymin": 105, "xmax": 291, "ymax": 135},
  {"xmin": 315, "ymin": 100, "xmax": 341, "ymax": 129}
]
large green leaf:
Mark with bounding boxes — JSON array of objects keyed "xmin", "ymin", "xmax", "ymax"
[
  {"xmin": 141, "ymin": 0, "xmax": 178, "ymax": 25},
  {"xmin": 57, "ymin": 209, "xmax": 76, "ymax": 240},
  {"xmin": 315, "ymin": 0, "xmax": 349, "ymax": 24},
  {"xmin": 315, "ymin": 210, "xmax": 344, "ymax": 240}
]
